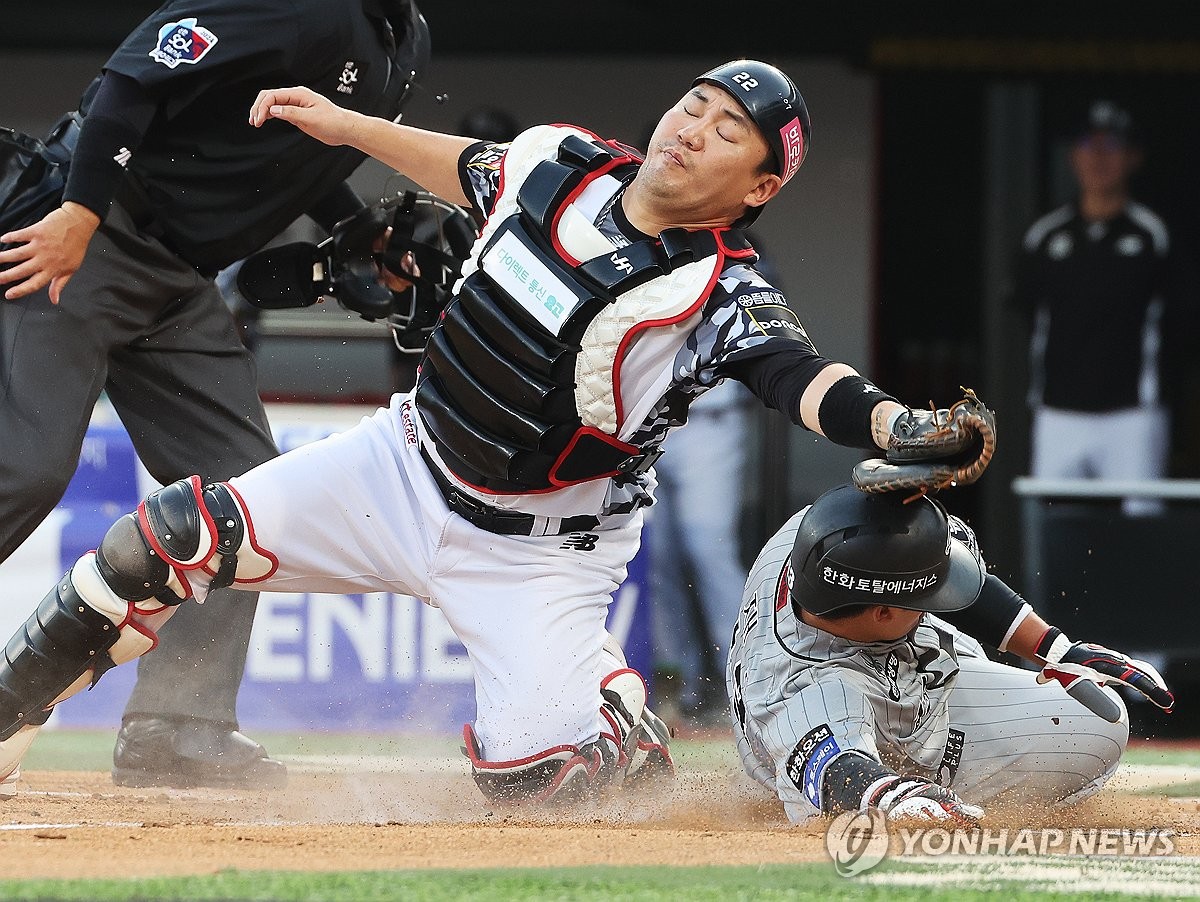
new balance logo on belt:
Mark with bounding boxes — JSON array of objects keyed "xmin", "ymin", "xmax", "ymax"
[
  {"xmin": 560, "ymin": 533, "xmax": 599, "ymax": 551},
  {"xmin": 113, "ymin": 147, "xmax": 132, "ymax": 168}
]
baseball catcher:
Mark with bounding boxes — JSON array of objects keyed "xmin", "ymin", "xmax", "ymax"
[
  {"xmin": 852, "ymin": 387, "xmax": 997, "ymax": 496},
  {"xmin": 0, "ymin": 57, "xmax": 995, "ymax": 806},
  {"xmin": 728, "ymin": 484, "xmax": 1172, "ymax": 825}
]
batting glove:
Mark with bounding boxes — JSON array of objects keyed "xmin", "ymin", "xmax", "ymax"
[
  {"xmin": 1036, "ymin": 627, "xmax": 1175, "ymax": 712},
  {"xmin": 863, "ymin": 775, "xmax": 984, "ymax": 827}
]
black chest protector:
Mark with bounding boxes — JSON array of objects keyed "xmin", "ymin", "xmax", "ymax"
[{"xmin": 415, "ymin": 133, "xmax": 752, "ymax": 494}]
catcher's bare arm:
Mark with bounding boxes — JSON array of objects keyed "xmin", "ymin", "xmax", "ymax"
[{"xmin": 250, "ymin": 87, "xmax": 477, "ymax": 208}]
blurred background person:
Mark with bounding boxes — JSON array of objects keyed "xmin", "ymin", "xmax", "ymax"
[
  {"xmin": 1010, "ymin": 99, "xmax": 1185, "ymax": 518},
  {"xmin": 648, "ymin": 377, "xmax": 755, "ymax": 730},
  {"xmin": 1008, "ymin": 97, "xmax": 1196, "ymax": 713}
]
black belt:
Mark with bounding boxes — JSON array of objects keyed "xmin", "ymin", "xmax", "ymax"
[{"xmin": 421, "ymin": 448, "xmax": 600, "ymax": 536}]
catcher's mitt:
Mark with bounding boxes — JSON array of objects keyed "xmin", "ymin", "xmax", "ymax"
[{"xmin": 852, "ymin": 387, "xmax": 997, "ymax": 497}]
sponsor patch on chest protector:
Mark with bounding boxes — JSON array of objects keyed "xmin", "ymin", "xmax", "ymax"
[{"xmin": 786, "ymin": 723, "xmax": 841, "ymax": 809}]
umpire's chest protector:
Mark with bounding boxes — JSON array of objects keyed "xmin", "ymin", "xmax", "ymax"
[{"xmin": 415, "ymin": 125, "xmax": 754, "ymax": 494}]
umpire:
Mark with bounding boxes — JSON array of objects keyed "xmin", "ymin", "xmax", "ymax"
[{"xmin": 0, "ymin": 0, "xmax": 428, "ymax": 789}]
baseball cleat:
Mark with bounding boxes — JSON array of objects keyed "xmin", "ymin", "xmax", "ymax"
[{"xmin": 112, "ymin": 716, "xmax": 287, "ymax": 790}]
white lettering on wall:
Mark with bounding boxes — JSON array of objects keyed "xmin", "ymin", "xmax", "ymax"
[
  {"xmin": 247, "ymin": 592, "xmax": 472, "ymax": 683},
  {"xmin": 248, "ymin": 593, "xmax": 305, "ymax": 680},
  {"xmin": 309, "ymin": 593, "xmax": 390, "ymax": 680},
  {"xmin": 421, "ymin": 609, "xmax": 473, "ymax": 681}
]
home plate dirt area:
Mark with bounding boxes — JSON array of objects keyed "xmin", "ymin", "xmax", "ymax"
[{"xmin": 4, "ymin": 743, "xmax": 1200, "ymax": 880}]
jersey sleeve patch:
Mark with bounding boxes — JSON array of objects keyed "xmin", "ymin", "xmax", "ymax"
[
  {"xmin": 466, "ymin": 142, "xmax": 508, "ymax": 173},
  {"xmin": 736, "ymin": 290, "xmax": 810, "ymax": 342},
  {"xmin": 785, "ymin": 724, "xmax": 841, "ymax": 809},
  {"xmin": 464, "ymin": 143, "xmax": 507, "ymax": 217},
  {"xmin": 149, "ymin": 18, "xmax": 219, "ymax": 69}
]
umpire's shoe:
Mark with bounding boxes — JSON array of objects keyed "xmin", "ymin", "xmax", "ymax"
[{"xmin": 112, "ymin": 716, "xmax": 288, "ymax": 790}]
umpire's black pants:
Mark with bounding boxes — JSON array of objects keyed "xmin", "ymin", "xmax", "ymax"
[{"xmin": 0, "ymin": 199, "xmax": 279, "ymax": 725}]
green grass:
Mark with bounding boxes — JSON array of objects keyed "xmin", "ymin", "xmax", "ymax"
[
  {"xmin": 1156, "ymin": 779, "xmax": 1200, "ymax": 797},
  {"xmin": 1124, "ymin": 744, "xmax": 1200, "ymax": 769},
  {"xmin": 0, "ymin": 862, "xmax": 1179, "ymax": 902},
  {"xmin": 24, "ymin": 728, "xmax": 740, "ymax": 773}
]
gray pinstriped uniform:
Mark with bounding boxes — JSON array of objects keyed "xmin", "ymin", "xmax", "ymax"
[{"xmin": 727, "ymin": 509, "xmax": 1130, "ymax": 824}]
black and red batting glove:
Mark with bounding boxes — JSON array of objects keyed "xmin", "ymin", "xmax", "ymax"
[{"xmin": 1036, "ymin": 627, "xmax": 1175, "ymax": 713}]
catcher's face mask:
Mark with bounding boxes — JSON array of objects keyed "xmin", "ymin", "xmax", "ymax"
[{"xmin": 235, "ymin": 190, "xmax": 476, "ymax": 356}]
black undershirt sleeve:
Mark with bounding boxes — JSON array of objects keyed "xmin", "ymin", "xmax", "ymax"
[
  {"xmin": 938, "ymin": 573, "xmax": 1029, "ymax": 651},
  {"xmin": 63, "ymin": 71, "xmax": 157, "ymax": 218},
  {"xmin": 720, "ymin": 343, "xmax": 836, "ymax": 427},
  {"xmin": 722, "ymin": 345, "xmax": 896, "ymax": 448}
]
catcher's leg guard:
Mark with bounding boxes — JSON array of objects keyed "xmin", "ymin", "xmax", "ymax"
[
  {"xmin": 130, "ymin": 476, "xmax": 277, "ymax": 597},
  {"xmin": 0, "ymin": 564, "xmax": 147, "ymax": 742},
  {"xmin": 463, "ymin": 723, "xmax": 609, "ymax": 804},
  {"xmin": 626, "ymin": 703, "xmax": 676, "ymax": 787},
  {"xmin": 463, "ymin": 667, "xmax": 673, "ymax": 805},
  {"xmin": 602, "ymin": 668, "xmax": 676, "ymax": 788},
  {"xmin": 0, "ymin": 476, "xmax": 276, "ymax": 751}
]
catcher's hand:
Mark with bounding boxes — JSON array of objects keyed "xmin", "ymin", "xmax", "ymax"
[
  {"xmin": 853, "ymin": 387, "xmax": 997, "ymax": 496},
  {"xmin": 1037, "ymin": 628, "xmax": 1175, "ymax": 714},
  {"xmin": 864, "ymin": 775, "xmax": 984, "ymax": 827}
]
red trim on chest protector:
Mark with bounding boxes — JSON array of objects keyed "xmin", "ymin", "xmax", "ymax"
[
  {"xmin": 609, "ymin": 237, "xmax": 729, "ymax": 425},
  {"xmin": 547, "ymin": 425, "xmax": 641, "ymax": 488},
  {"xmin": 547, "ymin": 138, "xmax": 640, "ymax": 266}
]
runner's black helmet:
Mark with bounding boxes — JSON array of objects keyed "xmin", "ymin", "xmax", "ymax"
[{"xmin": 789, "ymin": 485, "xmax": 986, "ymax": 616}]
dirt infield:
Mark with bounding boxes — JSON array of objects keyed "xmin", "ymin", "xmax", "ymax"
[{"xmin": 3, "ymin": 760, "xmax": 1200, "ymax": 880}]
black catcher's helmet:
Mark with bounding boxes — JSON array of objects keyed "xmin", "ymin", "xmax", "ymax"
[
  {"xmin": 693, "ymin": 59, "xmax": 811, "ymax": 186},
  {"xmin": 789, "ymin": 485, "xmax": 985, "ymax": 616}
]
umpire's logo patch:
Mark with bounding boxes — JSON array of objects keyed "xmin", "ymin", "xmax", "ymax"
[
  {"xmin": 786, "ymin": 724, "xmax": 840, "ymax": 809},
  {"xmin": 150, "ymin": 18, "xmax": 219, "ymax": 69}
]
